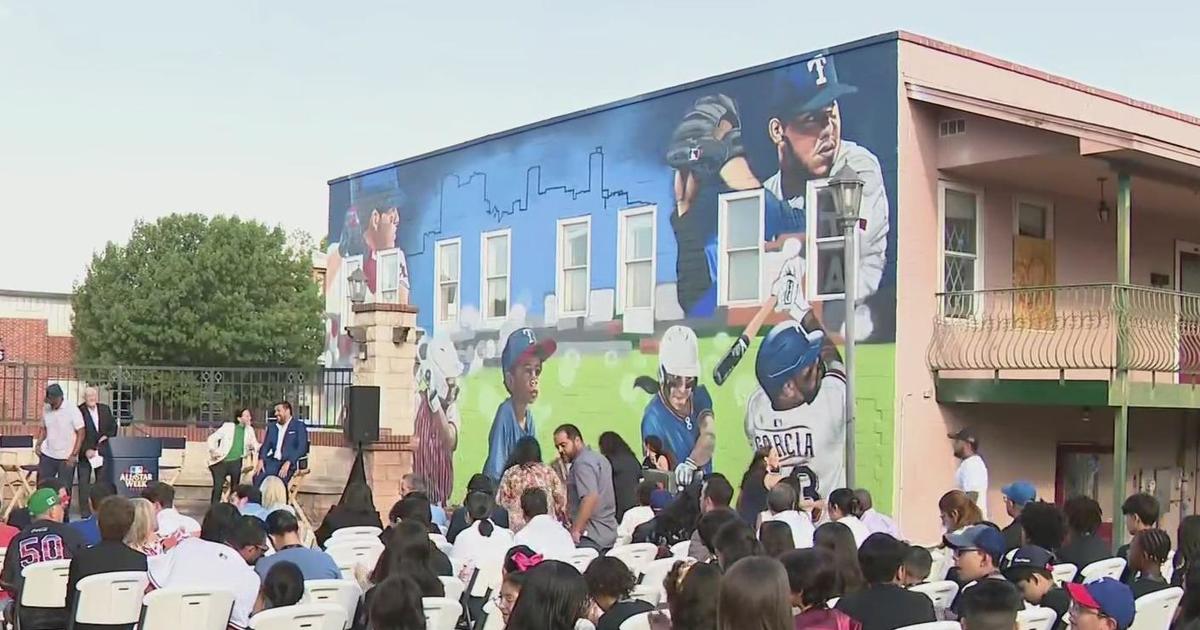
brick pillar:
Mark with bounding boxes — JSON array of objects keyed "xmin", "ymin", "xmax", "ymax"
[{"xmin": 349, "ymin": 302, "xmax": 419, "ymax": 517}]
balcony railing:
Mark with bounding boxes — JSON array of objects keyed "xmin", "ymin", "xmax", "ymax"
[{"xmin": 928, "ymin": 283, "xmax": 1200, "ymax": 377}]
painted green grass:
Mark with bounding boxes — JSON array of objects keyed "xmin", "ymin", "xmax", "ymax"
[{"xmin": 451, "ymin": 337, "xmax": 896, "ymax": 512}]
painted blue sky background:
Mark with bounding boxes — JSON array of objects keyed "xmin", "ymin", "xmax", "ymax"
[{"xmin": 1, "ymin": 0, "xmax": 1195, "ymax": 293}]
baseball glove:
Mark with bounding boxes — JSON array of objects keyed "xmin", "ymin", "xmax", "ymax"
[{"xmin": 666, "ymin": 94, "xmax": 745, "ymax": 179}]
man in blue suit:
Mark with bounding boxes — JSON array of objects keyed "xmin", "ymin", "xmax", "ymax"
[{"xmin": 254, "ymin": 401, "xmax": 309, "ymax": 485}]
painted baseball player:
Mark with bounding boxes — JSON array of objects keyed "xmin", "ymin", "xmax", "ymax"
[
  {"xmin": 635, "ymin": 326, "xmax": 716, "ymax": 485},
  {"xmin": 745, "ymin": 254, "xmax": 847, "ymax": 497},
  {"xmin": 666, "ymin": 51, "xmax": 889, "ymax": 339},
  {"xmin": 412, "ymin": 333, "xmax": 463, "ymax": 506},
  {"xmin": 482, "ymin": 327, "xmax": 557, "ymax": 483}
]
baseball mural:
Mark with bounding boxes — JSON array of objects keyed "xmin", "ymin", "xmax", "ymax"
[{"xmin": 324, "ymin": 41, "xmax": 899, "ymax": 509}]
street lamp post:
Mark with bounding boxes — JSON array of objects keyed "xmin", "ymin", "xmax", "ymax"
[{"xmin": 829, "ymin": 164, "xmax": 864, "ymax": 489}]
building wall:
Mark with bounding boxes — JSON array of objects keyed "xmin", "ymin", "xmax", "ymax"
[{"xmin": 326, "ymin": 38, "xmax": 902, "ymax": 507}]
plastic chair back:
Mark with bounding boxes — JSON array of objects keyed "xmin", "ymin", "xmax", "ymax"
[
  {"xmin": 70, "ymin": 571, "xmax": 148, "ymax": 625},
  {"xmin": 248, "ymin": 603, "xmax": 347, "ymax": 630},
  {"xmin": 423, "ymin": 596, "xmax": 464, "ymax": 630},
  {"xmin": 910, "ymin": 580, "xmax": 960, "ymax": 613},
  {"xmin": 1131, "ymin": 587, "xmax": 1184, "ymax": 630},
  {"xmin": 303, "ymin": 579, "xmax": 362, "ymax": 630},
  {"xmin": 139, "ymin": 587, "xmax": 236, "ymax": 630},
  {"xmin": 1016, "ymin": 605, "xmax": 1056, "ymax": 630}
]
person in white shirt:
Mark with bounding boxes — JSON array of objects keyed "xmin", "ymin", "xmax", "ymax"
[
  {"xmin": 451, "ymin": 491, "xmax": 514, "ymax": 578},
  {"xmin": 148, "ymin": 512, "xmax": 266, "ymax": 630},
  {"xmin": 36, "ymin": 384, "xmax": 85, "ymax": 485},
  {"xmin": 827, "ymin": 488, "xmax": 870, "ymax": 548},
  {"xmin": 143, "ymin": 481, "xmax": 201, "ymax": 538},
  {"xmin": 513, "ymin": 488, "xmax": 575, "ymax": 560},
  {"xmin": 948, "ymin": 427, "xmax": 989, "ymax": 520},
  {"xmin": 854, "ymin": 488, "xmax": 900, "ymax": 539},
  {"xmin": 615, "ymin": 481, "xmax": 658, "ymax": 547},
  {"xmin": 760, "ymin": 483, "xmax": 814, "ymax": 548}
]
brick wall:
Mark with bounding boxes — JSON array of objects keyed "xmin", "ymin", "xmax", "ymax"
[{"xmin": 0, "ymin": 318, "xmax": 74, "ymax": 364}]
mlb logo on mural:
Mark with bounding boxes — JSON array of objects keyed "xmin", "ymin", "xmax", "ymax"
[{"xmin": 120, "ymin": 464, "xmax": 154, "ymax": 490}]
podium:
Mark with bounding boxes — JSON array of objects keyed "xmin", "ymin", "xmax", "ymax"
[{"xmin": 104, "ymin": 437, "xmax": 162, "ymax": 498}]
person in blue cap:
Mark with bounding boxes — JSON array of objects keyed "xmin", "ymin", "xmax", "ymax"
[
  {"xmin": 482, "ymin": 328, "xmax": 557, "ymax": 482},
  {"xmin": 1065, "ymin": 578, "xmax": 1136, "ymax": 630},
  {"xmin": 1000, "ymin": 480, "xmax": 1037, "ymax": 553}
]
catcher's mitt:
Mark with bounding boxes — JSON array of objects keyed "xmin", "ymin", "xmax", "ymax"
[{"xmin": 665, "ymin": 94, "xmax": 745, "ymax": 179}]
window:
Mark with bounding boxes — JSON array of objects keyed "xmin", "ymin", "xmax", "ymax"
[
  {"xmin": 557, "ymin": 217, "xmax": 591, "ymax": 316},
  {"xmin": 340, "ymin": 256, "xmax": 363, "ymax": 328},
  {"xmin": 481, "ymin": 229, "xmax": 510, "ymax": 321},
  {"xmin": 939, "ymin": 182, "xmax": 983, "ymax": 318},
  {"xmin": 618, "ymin": 207, "xmax": 656, "ymax": 313},
  {"xmin": 435, "ymin": 239, "xmax": 461, "ymax": 324},
  {"xmin": 718, "ymin": 191, "xmax": 764, "ymax": 304},
  {"xmin": 1014, "ymin": 197, "xmax": 1053, "ymax": 239},
  {"xmin": 805, "ymin": 181, "xmax": 845, "ymax": 300},
  {"xmin": 378, "ymin": 249, "xmax": 401, "ymax": 303}
]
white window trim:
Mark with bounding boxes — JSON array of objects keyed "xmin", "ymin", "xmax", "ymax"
[
  {"xmin": 1012, "ymin": 195, "xmax": 1055, "ymax": 241},
  {"xmin": 480, "ymin": 228, "xmax": 512, "ymax": 325},
  {"xmin": 340, "ymin": 255, "xmax": 364, "ymax": 326},
  {"xmin": 937, "ymin": 179, "xmax": 985, "ymax": 294},
  {"xmin": 803, "ymin": 178, "xmax": 844, "ymax": 302},
  {"xmin": 434, "ymin": 238, "xmax": 462, "ymax": 326},
  {"xmin": 555, "ymin": 215, "xmax": 592, "ymax": 318},
  {"xmin": 717, "ymin": 189, "xmax": 765, "ymax": 307},
  {"xmin": 377, "ymin": 248, "xmax": 401, "ymax": 304},
  {"xmin": 616, "ymin": 206, "xmax": 657, "ymax": 316}
]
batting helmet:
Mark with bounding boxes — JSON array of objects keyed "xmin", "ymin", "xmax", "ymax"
[
  {"xmin": 755, "ymin": 322, "xmax": 824, "ymax": 397},
  {"xmin": 659, "ymin": 325, "xmax": 700, "ymax": 378}
]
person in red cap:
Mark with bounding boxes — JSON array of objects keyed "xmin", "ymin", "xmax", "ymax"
[{"xmin": 1065, "ymin": 578, "xmax": 1136, "ymax": 630}]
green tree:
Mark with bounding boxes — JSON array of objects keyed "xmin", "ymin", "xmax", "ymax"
[{"xmin": 73, "ymin": 214, "xmax": 324, "ymax": 367}]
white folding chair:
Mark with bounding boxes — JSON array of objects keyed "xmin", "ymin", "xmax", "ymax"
[
  {"xmin": 139, "ymin": 587, "xmax": 236, "ymax": 630},
  {"xmin": 249, "ymin": 603, "xmax": 347, "ymax": 630},
  {"xmin": 1131, "ymin": 587, "xmax": 1184, "ymax": 630},
  {"xmin": 303, "ymin": 579, "xmax": 363, "ymax": 630},
  {"xmin": 329, "ymin": 526, "xmax": 382, "ymax": 541},
  {"xmin": 440, "ymin": 576, "xmax": 466, "ymax": 602},
  {"xmin": 576, "ymin": 620, "xmax": 596, "ymax": 630},
  {"xmin": 325, "ymin": 541, "xmax": 384, "ymax": 576},
  {"xmin": 910, "ymin": 580, "xmax": 960, "ymax": 615},
  {"xmin": 480, "ymin": 599, "xmax": 506, "ymax": 630},
  {"xmin": 68, "ymin": 571, "xmax": 148, "ymax": 630},
  {"xmin": 430, "ymin": 532, "xmax": 450, "ymax": 547},
  {"xmin": 928, "ymin": 547, "xmax": 953, "ymax": 582},
  {"xmin": 16, "ymin": 559, "xmax": 71, "ymax": 628},
  {"xmin": 638, "ymin": 558, "xmax": 677, "ymax": 595},
  {"xmin": 669, "ymin": 540, "xmax": 691, "ymax": 560},
  {"xmin": 630, "ymin": 583, "xmax": 661, "ymax": 607},
  {"xmin": 423, "ymin": 596, "xmax": 464, "ymax": 630},
  {"xmin": 619, "ymin": 611, "xmax": 653, "ymax": 630},
  {"xmin": 827, "ymin": 597, "xmax": 839, "ymax": 608},
  {"xmin": 1051, "ymin": 563, "xmax": 1078, "ymax": 585},
  {"xmin": 1163, "ymin": 550, "xmax": 1177, "ymax": 583},
  {"xmin": 565, "ymin": 548, "xmax": 600, "ymax": 572},
  {"xmin": 1016, "ymin": 605, "xmax": 1056, "ymax": 630},
  {"xmin": 333, "ymin": 558, "xmax": 358, "ymax": 582},
  {"xmin": 607, "ymin": 543, "xmax": 658, "ymax": 577},
  {"xmin": 895, "ymin": 623, "xmax": 960, "ymax": 630},
  {"xmin": 1080, "ymin": 557, "xmax": 1126, "ymax": 583}
]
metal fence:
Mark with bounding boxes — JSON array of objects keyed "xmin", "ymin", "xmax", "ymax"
[
  {"xmin": 0, "ymin": 364, "xmax": 353, "ymax": 428},
  {"xmin": 928, "ymin": 283, "xmax": 1200, "ymax": 377}
]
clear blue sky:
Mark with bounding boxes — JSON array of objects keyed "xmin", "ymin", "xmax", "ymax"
[{"xmin": 1, "ymin": 0, "xmax": 1195, "ymax": 293}]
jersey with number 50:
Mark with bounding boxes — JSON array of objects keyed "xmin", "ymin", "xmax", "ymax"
[{"xmin": 744, "ymin": 369, "xmax": 848, "ymax": 494}]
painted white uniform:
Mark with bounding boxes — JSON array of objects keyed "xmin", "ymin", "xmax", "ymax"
[
  {"xmin": 744, "ymin": 367, "xmax": 847, "ymax": 494},
  {"xmin": 762, "ymin": 140, "xmax": 890, "ymax": 341}
]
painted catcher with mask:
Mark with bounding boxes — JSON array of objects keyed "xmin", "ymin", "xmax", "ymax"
[{"xmin": 412, "ymin": 334, "xmax": 463, "ymax": 506}]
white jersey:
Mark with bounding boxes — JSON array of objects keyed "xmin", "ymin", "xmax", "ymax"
[{"xmin": 744, "ymin": 370, "xmax": 847, "ymax": 495}]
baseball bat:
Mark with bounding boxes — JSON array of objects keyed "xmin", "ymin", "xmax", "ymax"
[{"xmin": 712, "ymin": 295, "xmax": 777, "ymax": 386}]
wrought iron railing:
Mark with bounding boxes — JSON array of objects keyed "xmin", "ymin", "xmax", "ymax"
[
  {"xmin": 928, "ymin": 284, "xmax": 1200, "ymax": 377},
  {"xmin": 0, "ymin": 364, "xmax": 353, "ymax": 428}
]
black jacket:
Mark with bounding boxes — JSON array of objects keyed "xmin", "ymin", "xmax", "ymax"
[{"xmin": 77, "ymin": 403, "xmax": 118, "ymax": 454}]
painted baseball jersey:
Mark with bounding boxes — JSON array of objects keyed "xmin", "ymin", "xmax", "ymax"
[
  {"xmin": 483, "ymin": 398, "xmax": 536, "ymax": 482},
  {"xmin": 744, "ymin": 369, "xmax": 847, "ymax": 494},
  {"xmin": 641, "ymin": 385, "xmax": 714, "ymax": 474}
]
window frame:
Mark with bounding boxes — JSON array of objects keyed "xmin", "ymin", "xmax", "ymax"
[
  {"xmin": 616, "ymin": 206, "xmax": 657, "ymax": 316},
  {"xmin": 803, "ymin": 177, "xmax": 847, "ymax": 302},
  {"xmin": 376, "ymin": 248, "xmax": 402, "ymax": 304},
  {"xmin": 938, "ymin": 181, "xmax": 985, "ymax": 318},
  {"xmin": 555, "ymin": 215, "xmax": 592, "ymax": 318},
  {"xmin": 479, "ymin": 228, "xmax": 512, "ymax": 324},
  {"xmin": 433, "ymin": 237, "xmax": 462, "ymax": 326},
  {"xmin": 1012, "ymin": 195, "xmax": 1055, "ymax": 241},
  {"xmin": 717, "ymin": 189, "xmax": 765, "ymax": 307},
  {"xmin": 339, "ymin": 255, "xmax": 364, "ymax": 327}
]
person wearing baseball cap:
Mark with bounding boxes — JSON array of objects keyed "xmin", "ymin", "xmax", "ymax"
[
  {"xmin": 635, "ymin": 325, "xmax": 716, "ymax": 486},
  {"xmin": 1000, "ymin": 480, "xmax": 1037, "ymax": 553},
  {"xmin": 1065, "ymin": 578, "xmax": 1136, "ymax": 630},
  {"xmin": 36, "ymin": 383, "xmax": 86, "ymax": 487},
  {"xmin": 481, "ymin": 327, "xmax": 557, "ymax": 482},
  {"xmin": 1003, "ymin": 544, "xmax": 1070, "ymax": 627},
  {"xmin": 949, "ymin": 427, "xmax": 990, "ymax": 520},
  {"xmin": 1, "ymin": 487, "xmax": 85, "ymax": 628},
  {"xmin": 945, "ymin": 524, "xmax": 1007, "ymax": 617}
]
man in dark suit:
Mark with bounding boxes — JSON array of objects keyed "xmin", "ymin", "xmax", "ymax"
[
  {"xmin": 255, "ymin": 400, "xmax": 309, "ymax": 485},
  {"xmin": 77, "ymin": 387, "xmax": 118, "ymax": 518}
]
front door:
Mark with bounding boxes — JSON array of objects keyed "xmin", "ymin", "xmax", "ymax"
[
  {"xmin": 1013, "ymin": 198, "xmax": 1055, "ymax": 329},
  {"xmin": 1055, "ymin": 444, "xmax": 1114, "ymax": 544},
  {"xmin": 1176, "ymin": 241, "xmax": 1200, "ymax": 383}
]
